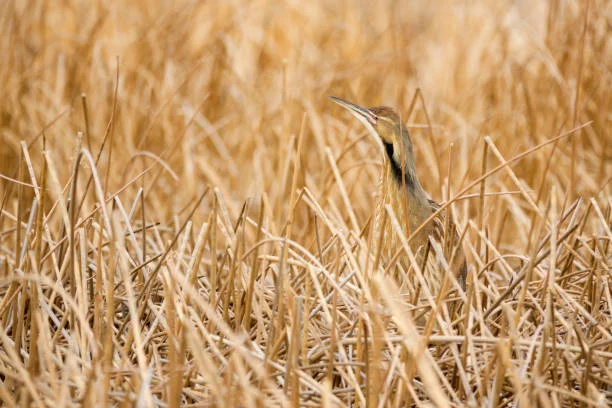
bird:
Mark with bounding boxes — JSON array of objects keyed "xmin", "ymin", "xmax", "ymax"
[{"xmin": 328, "ymin": 96, "xmax": 467, "ymax": 297}]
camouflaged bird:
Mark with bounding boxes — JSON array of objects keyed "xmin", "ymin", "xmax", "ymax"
[{"xmin": 329, "ymin": 96, "xmax": 467, "ymax": 296}]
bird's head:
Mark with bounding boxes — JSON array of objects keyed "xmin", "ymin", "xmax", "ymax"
[{"xmin": 329, "ymin": 96, "xmax": 419, "ymax": 190}]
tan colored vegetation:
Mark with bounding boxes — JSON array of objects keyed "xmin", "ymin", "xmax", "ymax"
[{"xmin": 0, "ymin": 0, "xmax": 610, "ymax": 406}]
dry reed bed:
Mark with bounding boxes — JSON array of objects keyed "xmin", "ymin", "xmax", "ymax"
[{"xmin": 0, "ymin": 0, "xmax": 611, "ymax": 406}]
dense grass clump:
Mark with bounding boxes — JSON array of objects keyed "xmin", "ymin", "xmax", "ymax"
[{"xmin": 0, "ymin": 0, "xmax": 610, "ymax": 406}]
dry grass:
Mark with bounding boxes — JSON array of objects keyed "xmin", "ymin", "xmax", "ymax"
[{"xmin": 1, "ymin": 0, "xmax": 611, "ymax": 406}]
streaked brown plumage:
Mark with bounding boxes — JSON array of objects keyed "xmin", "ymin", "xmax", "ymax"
[{"xmin": 329, "ymin": 96, "xmax": 467, "ymax": 293}]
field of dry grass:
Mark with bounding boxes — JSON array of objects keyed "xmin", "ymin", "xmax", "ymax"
[{"xmin": 1, "ymin": 0, "xmax": 611, "ymax": 406}]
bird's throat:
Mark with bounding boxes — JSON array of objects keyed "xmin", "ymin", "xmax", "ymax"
[
  {"xmin": 383, "ymin": 141, "xmax": 416, "ymax": 191},
  {"xmin": 382, "ymin": 140, "xmax": 432, "ymax": 237}
]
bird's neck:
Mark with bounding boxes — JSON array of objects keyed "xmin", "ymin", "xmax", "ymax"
[{"xmin": 382, "ymin": 157, "xmax": 433, "ymax": 249}]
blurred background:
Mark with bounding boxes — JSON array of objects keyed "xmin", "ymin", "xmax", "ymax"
[{"xmin": 1, "ymin": 0, "xmax": 610, "ymax": 261}]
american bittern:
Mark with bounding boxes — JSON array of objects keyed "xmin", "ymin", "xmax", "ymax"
[{"xmin": 329, "ymin": 96, "xmax": 467, "ymax": 294}]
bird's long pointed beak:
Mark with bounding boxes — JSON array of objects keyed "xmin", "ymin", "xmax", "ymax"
[
  {"xmin": 328, "ymin": 96, "xmax": 377, "ymax": 125},
  {"xmin": 328, "ymin": 95, "xmax": 382, "ymax": 149}
]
